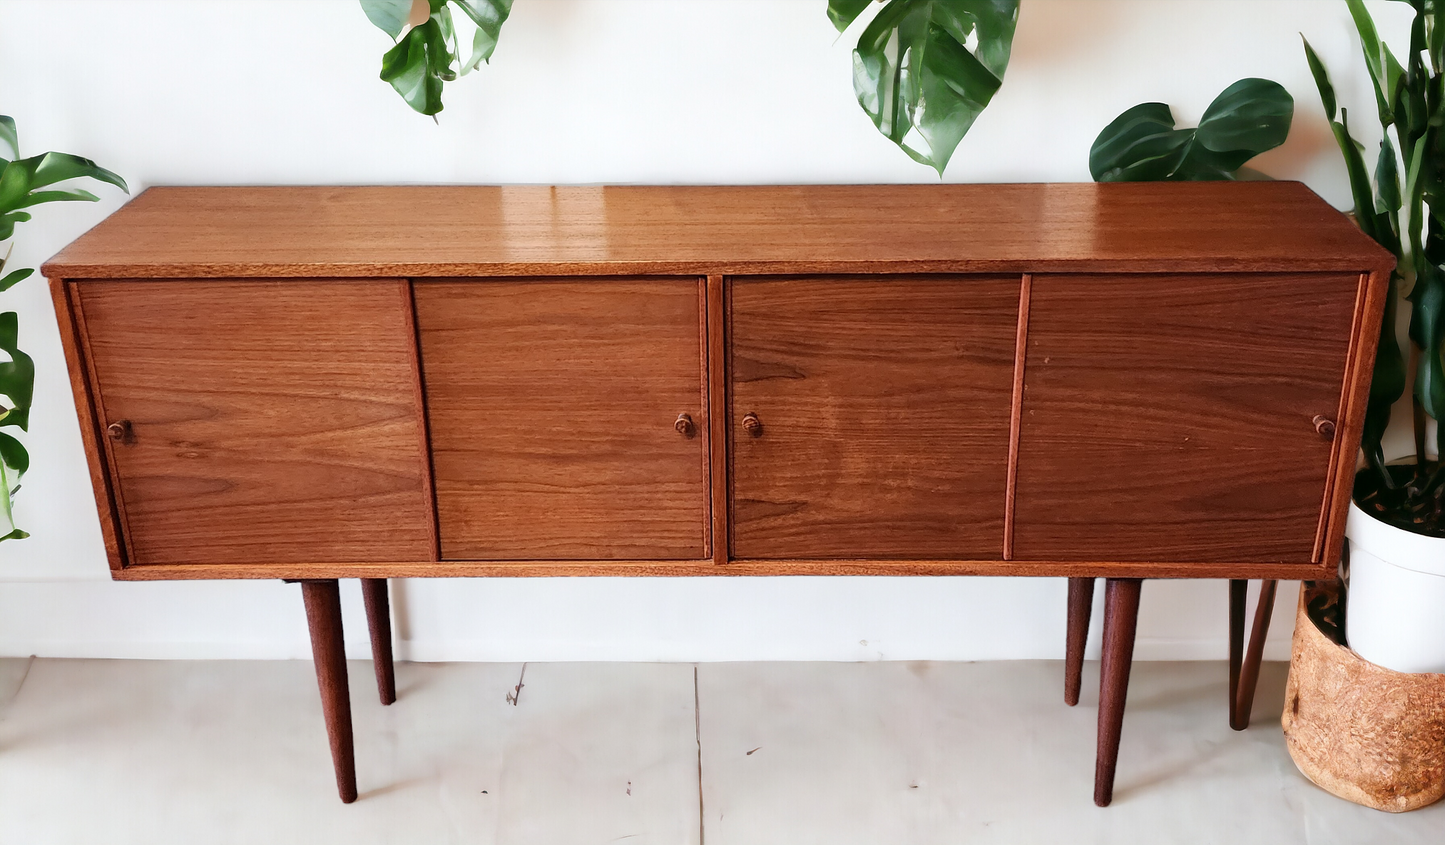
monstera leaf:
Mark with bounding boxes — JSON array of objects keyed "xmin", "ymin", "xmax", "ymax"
[
  {"xmin": 362, "ymin": 0, "xmax": 513, "ymax": 116},
  {"xmin": 828, "ymin": 0, "xmax": 1019, "ymax": 175},
  {"xmin": 1090, "ymin": 79, "xmax": 1294, "ymax": 182}
]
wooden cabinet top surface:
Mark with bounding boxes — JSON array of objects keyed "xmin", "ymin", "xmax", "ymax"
[{"xmin": 43, "ymin": 182, "xmax": 1391, "ymax": 279}]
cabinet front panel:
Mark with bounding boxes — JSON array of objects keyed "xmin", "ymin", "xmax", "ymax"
[
  {"xmin": 730, "ymin": 276, "xmax": 1020, "ymax": 559},
  {"xmin": 76, "ymin": 280, "xmax": 434, "ymax": 567},
  {"xmin": 416, "ymin": 279, "xmax": 707, "ymax": 560},
  {"xmin": 1013, "ymin": 273, "xmax": 1360, "ymax": 563}
]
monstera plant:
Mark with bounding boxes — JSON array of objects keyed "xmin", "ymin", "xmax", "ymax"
[
  {"xmin": 1088, "ymin": 78, "xmax": 1294, "ymax": 182},
  {"xmin": 361, "ymin": 0, "xmax": 513, "ymax": 115},
  {"xmin": 358, "ymin": 0, "xmax": 1020, "ymax": 174},
  {"xmin": 827, "ymin": 0, "xmax": 1020, "ymax": 175},
  {"xmin": 0, "ymin": 116, "xmax": 126, "ymax": 541}
]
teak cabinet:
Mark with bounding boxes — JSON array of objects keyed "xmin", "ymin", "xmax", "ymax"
[{"xmin": 45, "ymin": 183, "xmax": 1392, "ymax": 806}]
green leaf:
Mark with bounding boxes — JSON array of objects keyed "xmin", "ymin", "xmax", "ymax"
[
  {"xmin": 0, "ymin": 431, "xmax": 28, "ymax": 476},
  {"xmin": 424, "ymin": 11, "xmax": 458, "ymax": 83},
  {"xmin": 0, "ymin": 211, "xmax": 32, "ymax": 243},
  {"xmin": 1302, "ymin": 35, "xmax": 1337, "ymax": 121},
  {"xmin": 850, "ymin": 0, "xmax": 1019, "ymax": 175},
  {"xmin": 1363, "ymin": 271, "xmax": 1407, "ymax": 479},
  {"xmin": 1090, "ymin": 79, "xmax": 1292, "ymax": 182},
  {"xmin": 1348, "ymin": 0, "xmax": 1407, "ymax": 125},
  {"xmin": 11, "ymin": 188, "xmax": 100, "ymax": 210},
  {"xmin": 1333, "ymin": 109, "xmax": 1382, "ymax": 241},
  {"xmin": 454, "ymin": 0, "xmax": 512, "ymax": 71},
  {"xmin": 1377, "ymin": 135, "xmax": 1402, "ymax": 216},
  {"xmin": 1410, "ymin": 261, "xmax": 1445, "ymax": 422},
  {"xmin": 27, "ymin": 152, "xmax": 127, "ymax": 194},
  {"xmin": 0, "ymin": 268, "xmax": 32, "ymax": 292},
  {"xmin": 828, "ymin": 0, "xmax": 873, "ymax": 32},
  {"xmin": 1195, "ymin": 78, "xmax": 1293, "ymax": 158},
  {"xmin": 0, "ymin": 115, "xmax": 16, "ymax": 164},
  {"xmin": 0, "ymin": 452, "xmax": 24, "ymax": 543},
  {"xmin": 0, "ymin": 312, "xmax": 32, "ymax": 433},
  {"xmin": 1089, "ymin": 102, "xmax": 1191, "ymax": 181},
  {"xmin": 380, "ymin": 25, "xmax": 443, "ymax": 114},
  {"xmin": 361, "ymin": 0, "xmax": 413, "ymax": 39}
]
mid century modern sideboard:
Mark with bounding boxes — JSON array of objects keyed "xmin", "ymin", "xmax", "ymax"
[{"xmin": 42, "ymin": 183, "xmax": 1391, "ymax": 806}]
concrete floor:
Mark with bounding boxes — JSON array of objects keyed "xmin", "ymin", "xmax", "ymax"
[{"xmin": 0, "ymin": 657, "xmax": 1439, "ymax": 844}]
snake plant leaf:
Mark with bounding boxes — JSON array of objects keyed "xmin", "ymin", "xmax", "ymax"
[
  {"xmin": 1410, "ymin": 262, "xmax": 1445, "ymax": 423},
  {"xmin": 0, "ymin": 116, "xmax": 16, "ymax": 164},
  {"xmin": 1363, "ymin": 271, "xmax": 1407, "ymax": 479},
  {"xmin": 848, "ymin": 0, "xmax": 1019, "ymax": 175},
  {"xmin": 1331, "ymin": 109, "xmax": 1382, "ymax": 242},
  {"xmin": 361, "ymin": 0, "xmax": 413, "ymax": 39},
  {"xmin": 0, "ymin": 312, "xmax": 32, "ymax": 433},
  {"xmin": 1377, "ymin": 136, "xmax": 1402, "ymax": 218},
  {"xmin": 1348, "ymin": 0, "xmax": 1407, "ymax": 125},
  {"xmin": 0, "ymin": 268, "xmax": 32, "ymax": 293},
  {"xmin": 1302, "ymin": 36, "xmax": 1337, "ymax": 121},
  {"xmin": 452, "ymin": 0, "xmax": 512, "ymax": 72}
]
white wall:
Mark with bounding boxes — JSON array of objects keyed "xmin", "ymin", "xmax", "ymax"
[{"xmin": 0, "ymin": 0, "xmax": 1405, "ymax": 662}]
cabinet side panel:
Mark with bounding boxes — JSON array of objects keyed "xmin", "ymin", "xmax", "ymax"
[
  {"xmin": 1014, "ymin": 273, "xmax": 1358, "ymax": 564},
  {"xmin": 416, "ymin": 278, "xmax": 708, "ymax": 561},
  {"xmin": 49, "ymin": 278, "xmax": 127, "ymax": 572},
  {"xmin": 76, "ymin": 279, "xmax": 434, "ymax": 567}
]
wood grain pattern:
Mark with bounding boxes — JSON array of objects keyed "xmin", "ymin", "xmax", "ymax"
[
  {"xmin": 1234, "ymin": 578, "xmax": 1278, "ymax": 730},
  {"xmin": 1012, "ymin": 273, "xmax": 1359, "ymax": 564},
  {"xmin": 729, "ymin": 276, "xmax": 1019, "ymax": 559},
  {"xmin": 1004, "ymin": 274, "xmax": 1032, "ymax": 560},
  {"xmin": 108, "ymin": 557, "xmax": 1333, "ymax": 581},
  {"xmin": 1320, "ymin": 270, "xmax": 1390, "ymax": 569},
  {"xmin": 1095, "ymin": 577, "xmax": 1142, "ymax": 808},
  {"xmin": 1065, "ymin": 576, "xmax": 1095, "ymax": 706},
  {"xmin": 414, "ymin": 278, "xmax": 708, "ymax": 560},
  {"xmin": 49, "ymin": 278, "xmax": 127, "ymax": 571},
  {"xmin": 75, "ymin": 280, "xmax": 433, "ymax": 567},
  {"xmin": 707, "ymin": 275, "xmax": 729, "ymax": 566},
  {"xmin": 361, "ymin": 578, "xmax": 396, "ymax": 706},
  {"xmin": 300, "ymin": 580, "xmax": 357, "ymax": 804},
  {"xmin": 42, "ymin": 183, "xmax": 1391, "ymax": 280}
]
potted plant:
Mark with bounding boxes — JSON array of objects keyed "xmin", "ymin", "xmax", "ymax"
[
  {"xmin": 0, "ymin": 115, "xmax": 127, "ymax": 541},
  {"xmin": 1304, "ymin": 0, "xmax": 1445, "ymax": 674}
]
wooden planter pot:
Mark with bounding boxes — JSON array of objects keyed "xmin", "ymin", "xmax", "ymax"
[{"xmin": 1282, "ymin": 581, "xmax": 1445, "ymax": 812}]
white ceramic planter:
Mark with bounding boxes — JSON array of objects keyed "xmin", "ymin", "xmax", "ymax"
[{"xmin": 1346, "ymin": 501, "xmax": 1445, "ymax": 673}]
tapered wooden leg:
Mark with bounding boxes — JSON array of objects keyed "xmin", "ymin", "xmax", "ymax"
[
  {"xmin": 361, "ymin": 578, "xmax": 396, "ymax": 706},
  {"xmin": 1233, "ymin": 579, "xmax": 1278, "ymax": 731},
  {"xmin": 1228, "ymin": 579, "xmax": 1247, "ymax": 729},
  {"xmin": 300, "ymin": 580, "xmax": 357, "ymax": 804},
  {"xmin": 1095, "ymin": 578, "xmax": 1142, "ymax": 808},
  {"xmin": 1065, "ymin": 577, "xmax": 1096, "ymax": 706}
]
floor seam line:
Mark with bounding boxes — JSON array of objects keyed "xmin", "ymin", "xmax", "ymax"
[{"xmin": 695, "ymin": 664, "xmax": 705, "ymax": 845}]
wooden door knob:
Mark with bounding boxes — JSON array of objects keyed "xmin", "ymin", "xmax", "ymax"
[
  {"xmin": 1312, "ymin": 415, "xmax": 1336, "ymax": 439},
  {"xmin": 742, "ymin": 412, "xmax": 763, "ymax": 437},
  {"xmin": 674, "ymin": 413, "xmax": 695, "ymax": 437},
  {"xmin": 107, "ymin": 419, "xmax": 133, "ymax": 442}
]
